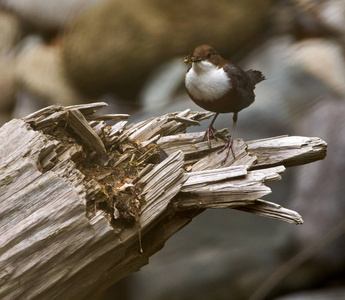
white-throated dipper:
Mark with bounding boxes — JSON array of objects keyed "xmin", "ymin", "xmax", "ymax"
[{"xmin": 184, "ymin": 45, "xmax": 265, "ymax": 161}]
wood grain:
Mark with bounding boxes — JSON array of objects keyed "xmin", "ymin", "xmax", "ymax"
[{"xmin": 0, "ymin": 102, "xmax": 327, "ymax": 299}]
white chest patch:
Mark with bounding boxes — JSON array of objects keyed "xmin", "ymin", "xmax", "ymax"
[{"xmin": 185, "ymin": 61, "xmax": 232, "ymax": 102}]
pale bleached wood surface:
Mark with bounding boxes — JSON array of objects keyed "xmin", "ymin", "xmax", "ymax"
[{"xmin": 0, "ymin": 102, "xmax": 327, "ymax": 299}]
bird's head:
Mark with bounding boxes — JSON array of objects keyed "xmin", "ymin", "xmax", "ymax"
[
  {"xmin": 183, "ymin": 45, "xmax": 218, "ymax": 63},
  {"xmin": 183, "ymin": 45, "xmax": 224, "ymax": 67}
]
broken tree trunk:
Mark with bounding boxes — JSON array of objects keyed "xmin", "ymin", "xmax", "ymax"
[{"xmin": 0, "ymin": 102, "xmax": 327, "ymax": 299}]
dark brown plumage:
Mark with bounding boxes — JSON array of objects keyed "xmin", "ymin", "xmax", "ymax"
[{"xmin": 184, "ymin": 45, "xmax": 265, "ymax": 161}]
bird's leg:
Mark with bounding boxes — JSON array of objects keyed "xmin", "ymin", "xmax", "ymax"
[
  {"xmin": 202, "ymin": 112, "xmax": 219, "ymax": 147},
  {"xmin": 218, "ymin": 112, "xmax": 238, "ymax": 161}
]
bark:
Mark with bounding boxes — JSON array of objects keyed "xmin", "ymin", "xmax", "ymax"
[{"xmin": 0, "ymin": 102, "xmax": 327, "ymax": 299}]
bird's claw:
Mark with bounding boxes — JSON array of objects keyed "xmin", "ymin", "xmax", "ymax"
[
  {"xmin": 202, "ymin": 126, "xmax": 218, "ymax": 147},
  {"xmin": 218, "ymin": 137, "xmax": 236, "ymax": 164}
]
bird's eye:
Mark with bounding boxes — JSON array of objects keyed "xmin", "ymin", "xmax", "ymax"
[{"xmin": 207, "ymin": 53, "xmax": 211, "ymax": 58}]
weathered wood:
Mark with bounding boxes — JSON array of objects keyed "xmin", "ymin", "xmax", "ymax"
[
  {"xmin": 235, "ymin": 199, "xmax": 303, "ymax": 225},
  {"xmin": 177, "ymin": 166, "xmax": 286, "ymax": 209},
  {"xmin": 67, "ymin": 109, "xmax": 108, "ymax": 156},
  {"xmin": 0, "ymin": 102, "xmax": 327, "ymax": 299},
  {"xmin": 247, "ymin": 135, "xmax": 328, "ymax": 168}
]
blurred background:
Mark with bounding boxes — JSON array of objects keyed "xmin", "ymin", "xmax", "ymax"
[{"xmin": 1, "ymin": 0, "xmax": 345, "ymax": 299}]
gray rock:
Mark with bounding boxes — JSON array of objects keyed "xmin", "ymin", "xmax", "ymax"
[
  {"xmin": 15, "ymin": 36, "xmax": 84, "ymax": 107},
  {"xmin": 129, "ymin": 209, "xmax": 291, "ymax": 300},
  {"xmin": 275, "ymin": 287, "xmax": 345, "ymax": 300},
  {"xmin": 319, "ymin": 0, "xmax": 345, "ymax": 37},
  {"xmin": 0, "ymin": 11, "xmax": 21, "ymax": 53},
  {"xmin": 62, "ymin": 0, "xmax": 271, "ymax": 100},
  {"xmin": 0, "ymin": 12, "xmax": 20, "ymax": 117},
  {"xmin": 2, "ymin": 0, "xmax": 102, "ymax": 31},
  {"xmin": 291, "ymin": 100, "xmax": 345, "ymax": 264},
  {"xmin": 0, "ymin": 56, "xmax": 16, "ymax": 111},
  {"xmin": 243, "ymin": 36, "xmax": 345, "ymax": 130}
]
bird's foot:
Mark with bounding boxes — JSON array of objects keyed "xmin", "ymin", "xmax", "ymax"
[
  {"xmin": 218, "ymin": 137, "xmax": 236, "ymax": 164},
  {"xmin": 202, "ymin": 126, "xmax": 218, "ymax": 147}
]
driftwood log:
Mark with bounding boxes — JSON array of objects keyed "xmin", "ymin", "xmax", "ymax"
[{"xmin": 0, "ymin": 102, "xmax": 327, "ymax": 299}]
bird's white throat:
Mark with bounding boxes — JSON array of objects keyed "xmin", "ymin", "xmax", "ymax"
[{"xmin": 185, "ymin": 61, "xmax": 232, "ymax": 101}]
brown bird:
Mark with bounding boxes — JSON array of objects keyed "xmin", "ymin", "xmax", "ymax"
[{"xmin": 184, "ymin": 45, "xmax": 265, "ymax": 161}]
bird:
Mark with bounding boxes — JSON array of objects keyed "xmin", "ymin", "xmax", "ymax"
[{"xmin": 184, "ymin": 45, "xmax": 265, "ymax": 161}]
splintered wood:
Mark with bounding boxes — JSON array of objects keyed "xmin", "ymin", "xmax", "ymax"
[{"xmin": 0, "ymin": 102, "xmax": 327, "ymax": 299}]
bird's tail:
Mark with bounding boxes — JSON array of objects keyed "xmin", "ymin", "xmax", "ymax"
[{"xmin": 246, "ymin": 70, "xmax": 265, "ymax": 85}]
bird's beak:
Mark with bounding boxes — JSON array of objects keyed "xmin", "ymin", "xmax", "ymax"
[{"xmin": 183, "ymin": 55, "xmax": 201, "ymax": 64}]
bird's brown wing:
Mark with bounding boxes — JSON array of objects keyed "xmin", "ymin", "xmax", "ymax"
[
  {"xmin": 246, "ymin": 69, "xmax": 266, "ymax": 85},
  {"xmin": 223, "ymin": 65, "xmax": 264, "ymax": 90},
  {"xmin": 223, "ymin": 64, "xmax": 265, "ymax": 111},
  {"xmin": 224, "ymin": 64, "xmax": 255, "ymax": 95}
]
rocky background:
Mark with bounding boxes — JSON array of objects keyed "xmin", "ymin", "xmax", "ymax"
[{"xmin": 1, "ymin": 0, "xmax": 345, "ymax": 299}]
